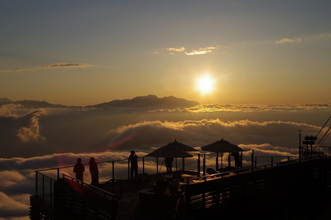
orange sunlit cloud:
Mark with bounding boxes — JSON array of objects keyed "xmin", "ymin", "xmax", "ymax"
[
  {"xmin": 185, "ymin": 46, "xmax": 217, "ymax": 55},
  {"xmin": 167, "ymin": 47, "xmax": 186, "ymax": 52},
  {"xmin": 163, "ymin": 46, "xmax": 218, "ymax": 55}
]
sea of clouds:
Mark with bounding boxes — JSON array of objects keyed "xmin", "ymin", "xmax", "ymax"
[{"xmin": 0, "ymin": 103, "xmax": 330, "ymax": 219}]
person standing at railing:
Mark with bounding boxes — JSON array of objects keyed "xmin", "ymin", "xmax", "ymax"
[
  {"xmin": 165, "ymin": 157, "xmax": 174, "ymax": 173},
  {"xmin": 73, "ymin": 158, "xmax": 85, "ymax": 181},
  {"xmin": 89, "ymin": 157, "xmax": 99, "ymax": 186},
  {"xmin": 129, "ymin": 150, "xmax": 138, "ymax": 179}
]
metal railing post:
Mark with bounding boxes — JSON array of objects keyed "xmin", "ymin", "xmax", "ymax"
[
  {"xmin": 35, "ymin": 171, "xmax": 38, "ymax": 196},
  {"xmin": 142, "ymin": 157, "xmax": 145, "ymax": 174},
  {"xmin": 42, "ymin": 174, "xmax": 45, "ymax": 201},
  {"xmin": 57, "ymin": 168, "xmax": 60, "ymax": 180}
]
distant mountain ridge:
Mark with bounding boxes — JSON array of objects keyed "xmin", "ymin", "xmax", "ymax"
[
  {"xmin": 0, "ymin": 98, "xmax": 68, "ymax": 108},
  {"xmin": 0, "ymin": 95, "xmax": 199, "ymax": 109},
  {"xmin": 88, "ymin": 95, "xmax": 199, "ymax": 108}
]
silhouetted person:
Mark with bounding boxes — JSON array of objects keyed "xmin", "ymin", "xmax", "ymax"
[
  {"xmin": 165, "ymin": 157, "xmax": 174, "ymax": 173},
  {"xmin": 231, "ymin": 152, "xmax": 242, "ymax": 168},
  {"xmin": 73, "ymin": 158, "xmax": 85, "ymax": 181},
  {"xmin": 129, "ymin": 150, "xmax": 138, "ymax": 179},
  {"xmin": 89, "ymin": 157, "xmax": 99, "ymax": 186}
]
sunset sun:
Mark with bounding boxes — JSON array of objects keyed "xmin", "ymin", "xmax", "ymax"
[{"xmin": 196, "ymin": 75, "xmax": 215, "ymax": 94}]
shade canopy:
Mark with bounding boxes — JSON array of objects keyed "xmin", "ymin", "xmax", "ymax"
[
  {"xmin": 159, "ymin": 139, "xmax": 198, "ymax": 152},
  {"xmin": 146, "ymin": 146, "xmax": 193, "ymax": 158},
  {"xmin": 146, "ymin": 140, "xmax": 195, "ymax": 158},
  {"xmin": 201, "ymin": 138, "xmax": 243, "ymax": 153}
]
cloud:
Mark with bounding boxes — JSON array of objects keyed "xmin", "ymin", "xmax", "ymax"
[
  {"xmin": 0, "ymin": 109, "xmax": 46, "ymax": 144},
  {"xmin": 163, "ymin": 46, "xmax": 218, "ymax": 55},
  {"xmin": 0, "ymin": 69, "xmax": 23, "ymax": 72},
  {"xmin": 1, "ymin": 105, "xmax": 328, "ymax": 219},
  {"xmin": 0, "ymin": 104, "xmax": 22, "ymax": 117},
  {"xmin": 0, "ymin": 192, "xmax": 29, "ymax": 218},
  {"xmin": 1, "ymin": 103, "xmax": 330, "ymax": 158},
  {"xmin": 0, "ymin": 171, "xmax": 26, "ymax": 188},
  {"xmin": 185, "ymin": 46, "xmax": 217, "ymax": 55},
  {"xmin": 167, "ymin": 47, "xmax": 185, "ymax": 52},
  {"xmin": 311, "ymin": 32, "xmax": 331, "ymax": 39},
  {"xmin": 0, "ymin": 62, "xmax": 92, "ymax": 73},
  {"xmin": 39, "ymin": 62, "xmax": 92, "ymax": 68},
  {"xmin": 275, "ymin": 37, "xmax": 303, "ymax": 43}
]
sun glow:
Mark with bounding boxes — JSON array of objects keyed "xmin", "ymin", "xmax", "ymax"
[{"xmin": 196, "ymin": 75, "xmax": 215, "ymax": 94}]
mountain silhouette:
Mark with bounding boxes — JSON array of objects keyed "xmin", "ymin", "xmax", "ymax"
[
  {"xmin": 0, "ymin": 95, "xmax": 199, "ymax": 109},
  {"xmin": 88, "ymin": 95, "xmax": 199, "ymax": 108},
  {"xmin": 0, "ymin": 99, "xmax": 68, "ymax": 108},
  {"xmin": 0, "ymin": 97, "xmax": 12, "ymax": 104}
]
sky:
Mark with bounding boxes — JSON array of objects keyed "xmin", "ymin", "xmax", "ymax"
[{"xmin": 1, "ymin": 0, "xmax": 331, "ymax": 106}]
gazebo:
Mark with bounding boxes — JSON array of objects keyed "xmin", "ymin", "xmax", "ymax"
[
  {"xmin": 201, "ymin": 138, "xmax": 243, "ymax": 170},
  {"xmin": 146, "ymin": 140, "xmax": 195, "ymax": 174}
]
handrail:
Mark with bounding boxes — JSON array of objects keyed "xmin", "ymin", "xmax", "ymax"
[
  {"xmin": 62, "ymin": 173, "xmax": 120, "ymax": 199},
  {"xmin": 185, "ymin": 155, "xmax": 326, "ymax": 183}
]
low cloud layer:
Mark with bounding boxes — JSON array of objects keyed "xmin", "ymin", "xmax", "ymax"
[
  {"xmin": 0, "ymin": 103, "xmax": 330, "ymax": 218},
  {"xmin": 0, "ymin": 108, "xmax": 46, "ymax": 144}
]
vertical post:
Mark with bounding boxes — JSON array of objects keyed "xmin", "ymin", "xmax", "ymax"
[
  {"xmin": 57, "ymin": 168, "xmax": 60, "ymax": 180},
  {"xmin": 298, "ymin": 130, "xmax": 302, "ymax": 158},
  {"xmin": 112, "ymin": 161, "xmax": 115, "ymax": 193},
  {"xmin": 216, "ymin": 153, "xmax": 219, "ymax": 170},
  {"xmin": 175, "ymin": 158, "xmax": 178, "ymax": 171},
  {"xmin": 255, "ymin": 156, "xmax": 257, "ymax": 167},
  {"xmin": 228, "ymin": 153, "xmax": 231, "ymax": 168},
  {"xmin": 50, "ymin": 179, "xmax": 53, "ymax": 207},
  {"xmin": 240, "ymin": 151, "xmax": 243, "ymax": 168},
  {"xmin": 156, "ymin": 157, "xmax": 159, "ymax": 175},
  {"xmin": 197, "ymin": 154, "xmax": 200, "ymax": 177},
  {"xmin": 42, "ymin": 174, "xmax": 45, "ymax": 201},
  {"xmin": 251, "ymin": 149, "xmax": 254, "ymax": 167},
  {"xmin": 35, "ymin": 171, "xmax": 38, "ymax": 197},
  {"xmin": 142, "ymin": 157, "xmax": 145, "ymax": 174},
  {"xmin": 203, "ymin": 154, "xmax": 206, "ymax": 176},
  {"xmin": 112, "ymin": 161, "xmax": 115, "ymax": 180}
]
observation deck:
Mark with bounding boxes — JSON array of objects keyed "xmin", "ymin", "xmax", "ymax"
[{"xmin": 30, "ymin": 155, "xmax": 331, "ymax": 219}]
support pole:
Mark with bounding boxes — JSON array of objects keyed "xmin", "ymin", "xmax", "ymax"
[
  {"xmin": 197, "ymin": 154, "xmax": 200, "ymax": 177},
  {"xmin": 228, "ymin": 152, "xmax": 231, "ymax": 168},
  {"xmin": 156, "ymin": 157, "xmax": 159, "ymax": 175}
]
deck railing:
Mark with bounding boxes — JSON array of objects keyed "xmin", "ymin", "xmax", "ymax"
[
  {"xmin": 183, "ymin": 155, "xmax": 331, "ymax": 219},
  {"xmin": 185, "ymin": 155, "xmax": 326, "ymax": 184}
]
